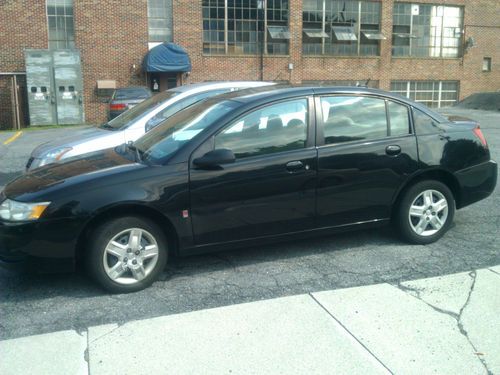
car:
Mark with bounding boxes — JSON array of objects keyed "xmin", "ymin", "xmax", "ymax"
[
  {"xmin": 1, "ymin": 86, "xmax": 497, "ymax": 293},
  {"xmin": 26, "ymin": 81, "xmax": 275, "ymax": 171},
  {"xmin": 108, "ymin": 86, "xmax": 153, "ymax": 120}
]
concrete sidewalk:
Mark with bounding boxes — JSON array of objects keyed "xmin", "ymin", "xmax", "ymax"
[{"xmin": 1, "ymin": 266, "xmax": 499, "ymax": 375}]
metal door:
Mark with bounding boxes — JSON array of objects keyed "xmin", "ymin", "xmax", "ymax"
[
  {"xmin": 53, "ymin": 50, "xmax": 84, "ymax": 124},
  {"xmin": 25, "ymin": 50, "xmax": 56, "ymax": 125},
  {"xmin": 25, "ymin": 49, "xmax": 84, "ymax": 125}
]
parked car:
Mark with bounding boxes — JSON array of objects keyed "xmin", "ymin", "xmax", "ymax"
[
  {"xmin": 2, "ymin": 86, "xmax": 497, "ymax": 293},
  {"xmin": 26, "ymin": 81, "xmax": 275, "ymax": 171},
  {"xmin": 108, "ymin": 87, "xmax": 153, "ymax": 120}
]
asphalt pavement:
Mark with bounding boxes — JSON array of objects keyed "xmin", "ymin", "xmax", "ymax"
[{"xmin": 0, "ymin": 109, "xmax": 499, "ymax": 347}]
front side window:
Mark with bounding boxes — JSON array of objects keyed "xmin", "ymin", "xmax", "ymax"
[
  {"xmin": 321, "ymin": 96, "xmax": 387, "ymax": 144},
  {"xmin": 47, "ymin": 0, "xmax": 75, "ymax": 49},
  {"xmin": 303, "ymin": 0, "xmax": 383, "ymax": 56},
  {"xmin": 148, "ymin": 0, "xmax": 173, "ymax": 47},
  {"xmin": 202, "ymin": 0, "xmax": 290, "ymax": 55},
  {"xmin": 392, "ymin": 3, "xmax": 463, "ymax": 58},
  {"xmin": 215, "ymin": 99, "xmax": 308, "ymax": 159},
  {"xmin": 390, "ymin": 80, "xmax": 459, "ymax": 108}
]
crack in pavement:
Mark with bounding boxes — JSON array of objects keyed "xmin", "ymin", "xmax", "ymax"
[
  {"xmin": 308, "ymin": 293, "xmax": 394, "ymax": 375},
  {"xmin": 488, "ymin": 268, "xmax": 500, "ymax": 277},
  {"xmin": 396, "ymin": 271, "xmax": 493, "ymax": 375},
  {"xmin": 88, "ymin": 323, "xmax": 124, "ymax": 345}
]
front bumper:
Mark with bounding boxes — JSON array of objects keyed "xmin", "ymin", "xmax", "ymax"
[
  {"xmin": 0, "ymin": 218, "xmax": 83, "ymax": 273},
  {"xmin": 455, "ymin": 159, "xmax": 498, "ymax": 209}
]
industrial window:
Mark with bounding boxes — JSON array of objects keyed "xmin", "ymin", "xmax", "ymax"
[
  {"xmin": 302, "ymin": 0, "xmax": 384, "ymax": 56},
  {"xmin": 390, "ymin": 81, "xmax": 459, "ymax": 108},
  {"xmin": 148, "ymin": 0, "xmax": 173, "ymax": 47},
  {"xmin": 482, "ymin": 57, "xmax": 492, "ymax": 72},
  {"xmin": 202, "ymin": 0, "xmax": 290, "ymax": 55},
  {"xmin": 47, "ymin": 0, "xmax": 75, "ymax": 49},
  {"xmin": 302, "ymin": 79, "xmax": 379, "ymax": 88},
  {"xmin": 392, "ymin": 3, "xmax": 463, "ymax": 58}
]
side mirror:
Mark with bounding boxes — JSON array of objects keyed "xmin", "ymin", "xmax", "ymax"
[{"xmin": 193, "ymin": 149, "xmax": 235, "ymax": 168}]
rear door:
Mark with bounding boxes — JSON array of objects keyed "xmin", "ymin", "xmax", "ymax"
[
  {"xmin": 316, "ymin": 95, "xmax": 419, "ymax": 227},
  {"xmin": 189, "ymin": 97, "xmax": 317, "ymax": 245}
]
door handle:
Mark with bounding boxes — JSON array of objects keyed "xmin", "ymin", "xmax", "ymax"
[
  {"xmin": 386, "ymin": 145, "xmax": 401, "ymax": 156},
  {"xmin": 286, "ymin": 160, "xmax": 304, "ymax": 172}
]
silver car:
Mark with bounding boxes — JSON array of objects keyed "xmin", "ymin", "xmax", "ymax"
[{"xmin": 27, "ymin": 81, "xmax": 274, "ymax": 170}]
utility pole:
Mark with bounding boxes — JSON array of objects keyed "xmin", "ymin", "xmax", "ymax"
[{"xmin": 258, "ymin": 0, "xmax": 266, "ymax": 81}]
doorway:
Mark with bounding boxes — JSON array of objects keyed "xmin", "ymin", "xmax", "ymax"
[{"xmin": 149, "ymin": 72, "xmax": 178, "ymax": 93}]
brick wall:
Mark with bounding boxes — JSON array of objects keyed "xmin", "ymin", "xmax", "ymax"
[
  {"xmin": 0, "ymin": 0, "xmax": 499, "ymax": 128},
  {"xmin": 74, "ymin": 0, "xmax": 149, "ymax": 123},
  {"xmin": 0, "ymin": 0, "xmax": 48, "ymax": 129}
]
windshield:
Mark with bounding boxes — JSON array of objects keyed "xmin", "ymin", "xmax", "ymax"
[
  {"xmin": 103, "ymin": 90, "xmax": 179, "ymax": 130},
  {"xmin": 134, "ymin": 99, "xmax": 238, "ymax": 164}
]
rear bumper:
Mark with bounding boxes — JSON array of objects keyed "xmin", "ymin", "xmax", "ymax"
[
  {"xmin": 455, "ymin": 160, "xmax": 497, "ymax": 209},
  {"xmin": 0, "ymin": 218, "xmax": 82, "ymax": 273}
]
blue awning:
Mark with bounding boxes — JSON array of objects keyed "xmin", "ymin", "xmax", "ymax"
[{"xmin": 143, "ymin": 43, "xmax": 191, "ymax": 73}]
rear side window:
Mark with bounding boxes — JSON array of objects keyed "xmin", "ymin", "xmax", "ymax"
[
  {"xmin": 388, "ymin": 101, "xmax": 411, "ymax": 136},
  {"xmin": 215, "ymin": 99, "xmax": 308, "ymax": 159},
  {"xmin": 321, "ymin": 96, "xmax": 387, "ymax": 144},
  {"xmin": 413, "ymin": 108, "xmax": 443, "ymax": 135}
]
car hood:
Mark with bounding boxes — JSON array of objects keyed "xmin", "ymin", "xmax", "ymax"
[
  {"xmin": 31, "ymin": 126, "xmax": 117, "ymax": 158},
  {"xmin": 4, "ymin": 148, "xmax": 141, "ymax": 201}
]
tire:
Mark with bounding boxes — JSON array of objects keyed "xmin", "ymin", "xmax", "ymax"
[
  {"xmin": 396, "ymin": 180, "xmax": 455, "ymax": 245},
  {"xmin": 86, "ymin": 216, "xmax": 168, "ymax": 293}
]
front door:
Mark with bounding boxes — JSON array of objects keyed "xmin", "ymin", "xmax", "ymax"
[
  {"xmin": 316, "ymin": 95, "xmax": 419, "ymax": 227},
  {"xmin": 189, "ymin": 97, "xmax": 317, "ymax": 245}
]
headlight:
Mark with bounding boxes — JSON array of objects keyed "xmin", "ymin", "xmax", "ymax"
[
  {"xmin": 0, "ymin": 199, "xmax": 51, "ymax": 221},
  {"xmin": 39, "ymin": 147, "xmax": 73, "ymax": 167}
]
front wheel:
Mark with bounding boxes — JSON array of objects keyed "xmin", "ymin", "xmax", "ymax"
[
  {"xmin": 396, "ymin": 180, "xmax": 455, "ymax": 244},
  {"xmin": 86, "ymin": 216, "xmax": 168, "ymax": 293}
]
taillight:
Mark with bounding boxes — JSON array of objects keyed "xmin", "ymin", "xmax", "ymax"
[
  {"xmin": 110, "ymin": 103, "xmax": 126, "ymax": 111},
  {"xmin": 472, "ymin": 126, "xmax": 488, "ymax": 148}
]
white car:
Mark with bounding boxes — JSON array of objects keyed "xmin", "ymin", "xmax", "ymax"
[{"xmin": 27, "ymin": 81, "xmax": 274, "ymax": 170}]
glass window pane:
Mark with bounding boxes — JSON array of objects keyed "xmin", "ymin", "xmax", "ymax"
[
  {"xmin": 388, "ymin": 101, "xmax": 410, "ymax": 136},
  {"xmin": 148, "ymin": 0, "xmax": 173, "ymax": 42},
  {"xmin": 321, "ymin": 96, "xmax": 388, "ymax": 144},
  {"xmin": 215, "ymin": 99, "xmax": 308, "ymax": 159}
]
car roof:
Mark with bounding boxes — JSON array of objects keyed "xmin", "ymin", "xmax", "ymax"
[
  {"xmin": 169, "ymin": 81, "xmax": 274, "ymax": 93},
  {"xmin": 116, "ymin": 86, "xmax": 150, "ymax": 91},
  {"xmin": 219, "ymin": 85, "xmax": 447, "ymax": 122}
]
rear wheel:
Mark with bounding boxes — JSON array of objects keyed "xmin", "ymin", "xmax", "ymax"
[
  {"xmin": 86, "ymin": 216, "xmax": 168, "ymax": 293},
  {"xmin": 396, "ymin": 180, "xmax": 455, "ymax": 244}
]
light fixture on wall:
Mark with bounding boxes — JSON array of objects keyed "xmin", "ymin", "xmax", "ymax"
[{"xmin": 463, "ymin": 36, "xmax": 476, "ymax": 54}]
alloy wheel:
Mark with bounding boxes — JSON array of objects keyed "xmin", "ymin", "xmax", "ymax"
[
  {"xmin": 408, "ymin": 189, "xmax": 449, "ymax": 237},
  {"xmin": 102, "ymin": 228, "xmax": 159, "ymax": 285}
]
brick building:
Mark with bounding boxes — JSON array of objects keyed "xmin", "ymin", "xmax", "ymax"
[{"xmin": 0, "ymin": 0, "xmax": 499, "ymax": 129}]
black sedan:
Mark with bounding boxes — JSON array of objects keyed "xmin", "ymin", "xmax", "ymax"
[{"xmin": 0, "ymin": 86, "xmax": 497, "ymax": 293}]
